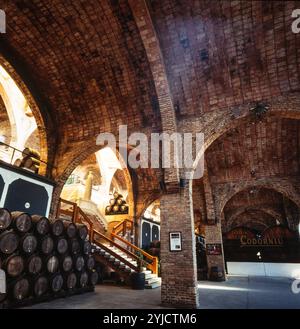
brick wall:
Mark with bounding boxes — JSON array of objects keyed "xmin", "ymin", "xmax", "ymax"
[{"xmin": 160, "ymin": 184, "xmax": 199, "ymax": 308}]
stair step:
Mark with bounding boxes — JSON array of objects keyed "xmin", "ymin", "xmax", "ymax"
[
  {"xmin": 145, "ymin": 277, "xmax": 161, "ymax": 289},
  {"xmin": 145, "ymin": 277, "xmax": 160, "ymax": 285},
  {"xmin": 145, "ymin": 281, "xmax": 161, "ymax": 289},
  {"xmin": 145, "ymin": 273, "xmax": 156, "ymax": 280}
]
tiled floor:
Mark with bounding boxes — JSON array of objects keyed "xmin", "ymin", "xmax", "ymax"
[
  {"xmin": 24, "ymin": 284, "xmax": 167, "ymax": 309},
  {"xmin": 24, "ymin": 276, "xmax": 300, "ymax": 309},
  {"xmin": 197, "ymin": 276, "xmax": 300, "ymax": 309}
]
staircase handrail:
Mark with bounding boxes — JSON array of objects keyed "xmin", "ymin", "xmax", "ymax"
[
  {"xmin": 112, "ymin": 219, "xmax": 133, "ymax": 236},
  {"xmin": 111, "ymin": 232, "xmax": 158, "ymax": 275},
  {"xmin": 93, "ymin": 229, "xmax": 138, "ymax": 272}
]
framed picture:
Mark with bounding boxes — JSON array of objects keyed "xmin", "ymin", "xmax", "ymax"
[{"xmin": 169, "ymin": 232, "xmax": 182, "ymax": 252}]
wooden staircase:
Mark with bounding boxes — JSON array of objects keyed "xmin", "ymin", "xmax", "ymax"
[{"xmin": 57, "ymin": 198, "xmax": 161, "ymax": 289}]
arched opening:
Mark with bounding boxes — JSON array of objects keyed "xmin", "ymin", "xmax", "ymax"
[
  {"xmin": 60, "ymin": 146, "xmax": 134, "ymax": 235},
  {"xmin": 0, "ymin": 63, "xmax": 48, "ymax": 174},
  {"xmin": 140, "ymin": 199, "xmax": 160, "ymax": 251},
  {"xmin": 192, "ymin": 113, "xmax": 300, "ymax": 280},
  {"xmin": 222, "ymin": 187, "xmax": 300, "ymax": 268}
]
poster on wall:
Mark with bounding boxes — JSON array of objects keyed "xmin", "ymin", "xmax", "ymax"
[
  {"xmin": 206, "ymin": 243, "xmax": 222, "ymax": 255},
  {"xmin": 169, "ymin": 232, "xmax": 182, "ymax": 251}
]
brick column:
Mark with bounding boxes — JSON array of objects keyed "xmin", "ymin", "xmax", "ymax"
[
  {"xmin": 205, "ymin": 222, "xmax": 226, "ymax": 280},
  {"xmin": 160, "ymin": 185, "xmax": 199, "ymax": 308}
]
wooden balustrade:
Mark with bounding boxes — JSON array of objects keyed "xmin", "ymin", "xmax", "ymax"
[
  {"xmin": 111, "ymin": 233, "xmax": 158, "ymax": 275},
  {"xmin": 58, "ymin": 198, "xmax": 158, "ymax": 275},
  {"xmin": 112, "ymin": 219, "xmax": 133, "ymax": 237}
]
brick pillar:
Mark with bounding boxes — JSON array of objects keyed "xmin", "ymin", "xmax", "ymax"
[
  {"xmin": 205, "ymin": 222, "xmax": 226, "ymax": 280},
  {"xmin": 160, "ymin": 185, "xmax": 199, "ymax": 308}
]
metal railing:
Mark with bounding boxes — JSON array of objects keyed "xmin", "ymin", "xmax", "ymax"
[{"xmin": 0, "ymin": 141, "xmax": 55, "ymax": 173}]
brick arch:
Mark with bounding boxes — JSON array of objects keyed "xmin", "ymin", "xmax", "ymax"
[
  {"xmin": 190, "ymin": 92, "xmax": 300, "ymax": 176},
  {"xmin": 224, "ymin": 207, "xmax": 284, "ymax": 232},
  {"xmin": 227, "ymin": 218, "xmax": 271, "ymax": 233},
  {"xmin": 0, "ymin": 54, "xmax": 53, "ymax": 176},
  {"xmin": 226, "ymin": 206, "xmax": 283, "ymax": 227},
  {"xmin": 217, "ymin": 183, "xmax": 300, "ymax": 221},
  {"xmin": 50, "ymin": 142, "xmax": 135, "ymax": 219},
  {"xmin": 129, "ymin": 0, "xmax": 179, "ymax": 187},
  {"xmin": 139, "ymin": 197, "xmax": 161, "ymax": 220}
]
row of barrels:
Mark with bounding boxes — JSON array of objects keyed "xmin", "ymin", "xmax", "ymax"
[{"xmin": 0, "ymin": 209, "xmax": 98, "ymax": 306}]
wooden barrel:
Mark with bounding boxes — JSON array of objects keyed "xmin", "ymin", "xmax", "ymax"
[
  {"xmin": 85, "ymin": 256, "xmax": 95, "ymax": 271},
  {"xmin": 32, "ymin": 275, "xmax": 48, "ymax": 297},
  {"xmin": 209, "ymin": 266, "xmax": 225, "ymax": 281},
  {"xmin": 77, "ymin": 271, "xmax": 89, "ymax": 288},
  {"xmin": 28, "ymin": 164, "xmax": 39, "ymax": 174},
  {"xmin": 63, "ymin": 221, "xmax": 77, "ymax": 239},
  {"xmin": 55, "ymin": 237, "xmax": 68, "ymax": 255},
  {"xmin": 64, "ymin": 272, "xmax": 77, "ymax": 290},
  {"xmin": 22, "ymin": 147, "xmax": 41, "ymax": 160},
  {"xmin": 20, "ymin": 233, "xmax": 37, "ymax": 254},
  {"xmin": 109, "ymin": 199, "xmax": 115, "ymax": 206},
  {"xmin": 74, "ymin": 255, "xmax": 85, "ymax": 272},
  {"xmin": 10, "ymin": 277, "xmax": 30, "ymax": 301},
  {"xmin": 77, "ymin": 224, "xmax": 88, "ymax": 241},
  {"xmin": 116, "ymin": 198, "xmax": 124, "ymax": 206},
  {"xmin": 113, "ymin": 191, "xmax": 119, "ymax": 199},
  {"xmin": 0, "ymin": 208, "xmax": 12, "ymax": 230},
  {"xmin": 112, "ymin": 205, "xmax": 119, "ymax": 212},
  {"xmin": 69, "ymin": 239, "xmax": 81, "ymax": 255},
  {"xmin": 22, "ymin": 156, "xmax": 41, "ymax": 169},
  {"xmin": 105, "ymin": 206, "xmax": 112, "ymax": 214},
  {"xmin": 51, "ymin": 219, "xmax": 64, "ymax": 237},
  {"xmin": 120, "ymin": 205, "xmax": 128, "ymax": 212},
  {"xmin": 12, "ymin": 212, "xmax": 32, "ymax": 233},
  {"xmin": 49, "ymin": 273, "xmax": 64, "ymax": 293},
  {"xmin": 40, "ymin": 235, "xmax": 54, "ymax": 255},
  {"xmin": 89, "ymin": 270, "xmax": 99, "ymax": 287},
  {"xmin": 31, "ymin": 215, "xmax": 50, "ymax": 236},
  {"xmin": 27, "ymin": 254, "xmax": 43, "ymax": 275},
  {"xmin": 82, "ymin": 240, "xmax": 92, "ymax": 255},
  {"xmin": 46, "ymin": 255, "xmax": 59, "ymax": 274},
  {"xmin": 3, "ymin": 254, "xmax": 24, "ymax": 277},
  {"xmin": 60, "ymin": 255, "xmax": 73, "ymax": 272},
  {"xmin": 0, "ymin": 230, "xmax": 19, "ymax": 254}
]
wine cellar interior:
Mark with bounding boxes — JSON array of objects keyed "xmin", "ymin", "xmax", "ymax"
[{"xmin": 0, "ymin": 0, "xmax": 300, "ymax": 310}]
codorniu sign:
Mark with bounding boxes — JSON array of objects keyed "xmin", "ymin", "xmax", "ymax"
[{"xmin": 240, "ymin": 235, "xmax": 283, "ymax": 247}]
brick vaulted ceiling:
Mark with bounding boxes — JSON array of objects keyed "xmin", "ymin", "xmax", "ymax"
[
  {"xmin": 148, "ymin": 0, "xmax": 300, "ymax": 118},
  {"xmin": 206, "ymin": 116, "xmax": 300, "ymax": 231},
  {"xmin": 206, "ymin": 116, "xmax": 300, "ymax": 184},
  {"xmin": 1, "ymin": 0, "xmax": 300, "ymax": 220},
  {"xmin": 222, "ymin": 187, "xmax": 299, "ymax": 232},
  {"xmin": 0, "ymin": 0, "xmax": 161, "ymax": 144}
]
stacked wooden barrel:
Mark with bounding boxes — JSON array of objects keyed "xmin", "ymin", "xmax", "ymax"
[
  {"xmin": 19, "ymin": 148, "xmax": 41, "ymax": 173},
  {"xmin": 0, "ymin": 208, "xmax": 98, "ymax": 308},
  {"xmin": 105, "ymin": 191, "xmax": 129, "ymax": 215}
]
